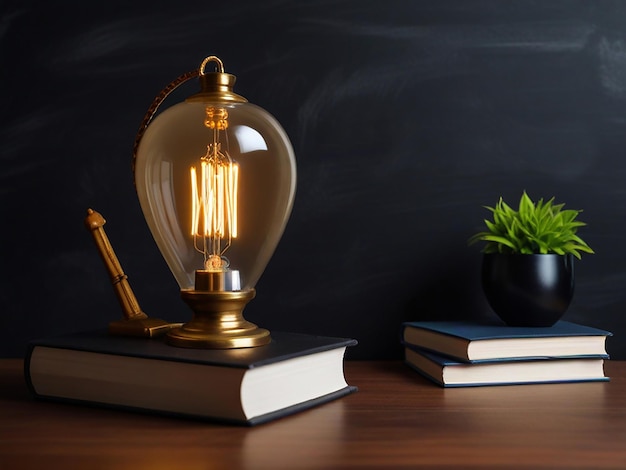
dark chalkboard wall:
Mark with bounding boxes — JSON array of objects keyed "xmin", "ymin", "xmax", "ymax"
[{"xmin": 2, "ymin": 0, "xmax": 625, "ymax": 359}]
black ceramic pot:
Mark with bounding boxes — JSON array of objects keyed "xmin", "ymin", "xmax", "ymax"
[{"xmin": 482, "ymin": 253, "xmax": 575, "ymax": 327}]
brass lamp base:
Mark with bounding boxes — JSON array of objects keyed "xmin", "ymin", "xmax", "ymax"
[{"xmin": 166, "ymin": 288, "xmax": 271, "ymax": 349}]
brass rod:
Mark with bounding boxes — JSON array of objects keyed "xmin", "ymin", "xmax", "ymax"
[{"xmin": 84, "ymin": 208, "xmax": 147, "ymax": 321}]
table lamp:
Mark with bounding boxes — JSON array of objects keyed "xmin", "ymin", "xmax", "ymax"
[{"xmin": 133, "ymin": 56, "xmax": 297, "ymax": 348}]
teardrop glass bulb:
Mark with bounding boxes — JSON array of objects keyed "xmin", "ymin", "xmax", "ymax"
[
  {"xmin": 135, "ymin": 101, "xmax": 296, "ymax": 291},
  {"xmin": 132, "ymin": 56, "xmax": 296, "ymax": 348}
]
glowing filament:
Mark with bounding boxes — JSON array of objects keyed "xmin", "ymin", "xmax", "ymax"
[{"xmin": 190, "ymin": 149, "xmax": 238, "ymax": 267}]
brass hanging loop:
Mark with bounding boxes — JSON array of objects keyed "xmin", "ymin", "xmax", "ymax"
[{"xmin": 200, "ymin": 56, "xmax": 225, "ymax": 75}]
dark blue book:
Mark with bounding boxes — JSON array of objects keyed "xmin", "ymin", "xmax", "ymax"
[
  {"xmin": 404, "ymin": 345, "xmax": 609, "ymax": 388},
  {"xmin": 401, "ymin": 320, "xmax": 611, "ymax": 363},
  {"xmin": 24, "ymin": 329, "xmax": 357, "ymax": 426}
]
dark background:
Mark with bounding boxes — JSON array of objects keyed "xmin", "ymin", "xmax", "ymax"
[{"xmin": 2, "ymin": 0, "xmax": 625, "ymax": 359}]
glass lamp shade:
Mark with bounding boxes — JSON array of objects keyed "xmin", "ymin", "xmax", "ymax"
[
  {"xmin": 135, "ymin": 102, "xmax": 296, "ymax": 290},
  {"xmin": 133, "ymin": 56, "xmax": 296, "ymax": 348}
]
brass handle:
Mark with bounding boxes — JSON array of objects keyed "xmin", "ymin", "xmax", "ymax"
[
  {"xmin": 84, "ymin": 208, "xmax": 178, "ymax": 337},
  {"xmin": 85, "ymin": 208, "xmax": 147, "ymax": 321}
]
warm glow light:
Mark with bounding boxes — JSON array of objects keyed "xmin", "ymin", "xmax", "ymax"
[{"xmin": 190, "ymin": 141, "xmax": 239, "ymax": 270}]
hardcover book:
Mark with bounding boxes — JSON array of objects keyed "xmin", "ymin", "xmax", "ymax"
[
  {"xmin": 401, "ymin": 320, "xmax": 611, "ymax": 363},
  {"xmin": 404, "ymin": 346, "xmax": 609, "ymax": 388},
  {"xmin": 25, "ymin": 329, "xmax": 358, "ymax": 426}
]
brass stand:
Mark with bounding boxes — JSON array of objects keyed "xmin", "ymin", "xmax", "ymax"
[
  {"xmin": 85, "ymin": 208, "xmax": 175, "ymax": 337},
  {"xmin": 166, "ymin": 288, "xmax": 271, "ymax": 349}
]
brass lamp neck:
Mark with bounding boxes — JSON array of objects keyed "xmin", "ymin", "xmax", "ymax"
[{"xmin": 187, "ymin": 55, "xmax": 248, "ymax": 104}]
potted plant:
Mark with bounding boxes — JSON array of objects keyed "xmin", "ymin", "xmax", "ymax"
[{"xmin": 468, "ymin": 191, "xmax": 594, "ymax": 327}]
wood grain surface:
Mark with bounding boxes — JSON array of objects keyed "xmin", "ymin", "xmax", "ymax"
[{"xmin": 1, "ymin": 359, "xmax": 625, "ymax": 469}]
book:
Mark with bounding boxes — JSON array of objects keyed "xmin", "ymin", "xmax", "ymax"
[
  {"xmin": 401, "ymin": 320, "xmax": 611, "ymax": 363},
  {"xmin": 404, "ymin": 346, "xmax": 609, "ymax": 388},
  {"xmin": 24, "ymin": 329, "xmax": 358, "ymax": 426}
]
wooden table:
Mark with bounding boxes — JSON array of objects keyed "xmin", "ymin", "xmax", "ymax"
[{"xmin": 1, "ymin": 359, "xmax": 625, "ymax": 469}]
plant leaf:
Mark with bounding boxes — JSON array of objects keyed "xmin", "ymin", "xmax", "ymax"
[{"xmin": 468, "ymin": 191, "xmax": 593, "ymax": 257}]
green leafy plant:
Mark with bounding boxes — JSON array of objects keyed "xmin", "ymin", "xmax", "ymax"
[{"xmin": 468, "ymin": 191, "xmax": 594, "ymax": 259}]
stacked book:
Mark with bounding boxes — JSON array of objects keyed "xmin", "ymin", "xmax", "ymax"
[
  {"xmin": 400, "ymin": 320, "xmax": 612, "ymax": 387},
  {"xmin": 25, "ymin": 329, "xmax": 358, "ymax": 425}
]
